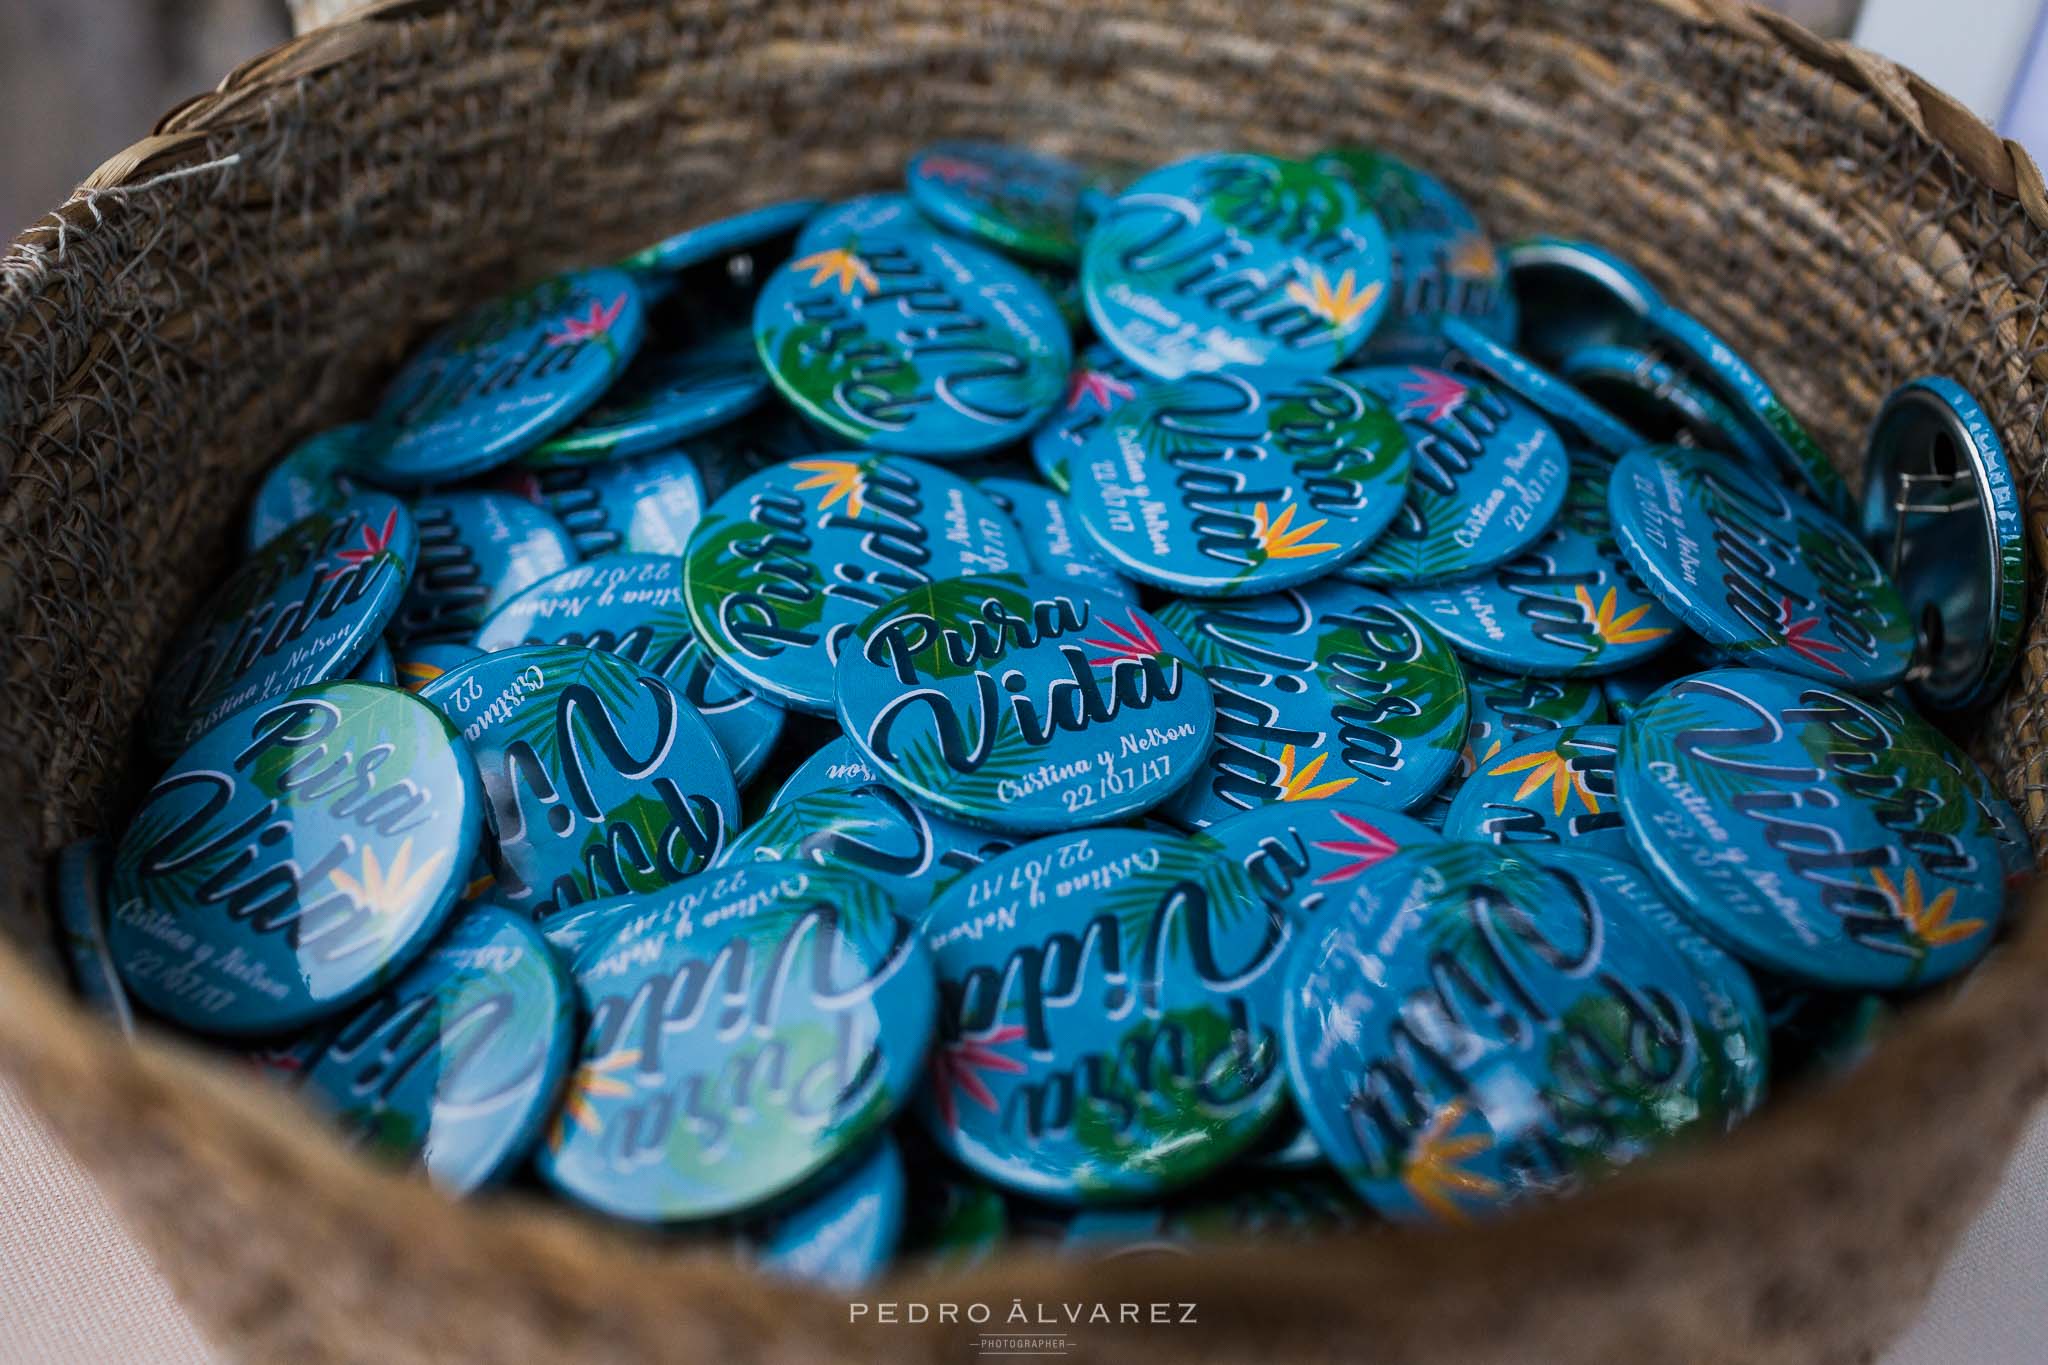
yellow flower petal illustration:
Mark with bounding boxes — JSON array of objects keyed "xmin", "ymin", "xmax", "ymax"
[
  {"xmin": 1575, "ymin": 585, "xmax": 1673, "ymax": 648},
  {"xmin": 1403, "ymin": 1098, "xmax": 1502, "ymax": 1223},
  {"xmin": 1252, "ymin": 501, "xmax": 1341, "ymax": 561},
  {"xmin": 791, "ymin": 458, "xmax": 869, "ymax": 517},
  {"xmin": 792, "ymin": 247, "xmax": 879, "ymax": 296},
  {"xmin": 1273, "ymin": 744, "xmax": 1358, "ymax": 802}
]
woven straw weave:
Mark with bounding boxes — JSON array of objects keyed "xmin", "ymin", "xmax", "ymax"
[{"xmin": 3, "ymin": 1, "xmax": 2047, "ymax": 1360}]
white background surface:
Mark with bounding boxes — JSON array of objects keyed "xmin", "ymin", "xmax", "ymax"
[
  {"xmin": 1854, "ymin": 0, "xmax": 2043, "ymax": 123},
  {"xmin": 1, "ymin": 1071, "xmax": 2045, "ymax": 1363}
]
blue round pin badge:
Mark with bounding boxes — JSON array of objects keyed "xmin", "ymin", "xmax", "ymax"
[
  {"xmin": 1945, "ymin": 748, "xmax": 2035, "ymax": 891},
  {"xmin": 1083, "ymin": 152, "xmax": 1391, "ymax": 379},
  {"xmin": 144, "ymin": 494, "xmax": 420, "ymax": 759},
  {"xmin": 1415, "ymin": 666, "xmax": 1610, "ymax": 827},
  {"xmin": 474, "ymin": 556, "xmax": 787, "ymax": 787},
  {"xmin": 835, "ymin": 574, "xmax": 1213, "ymax": 832},
  {"xmin": 499, "ymin": 446, "xmax": 708, "ymax": 560},
  {"xmin": 906, "ymin": 141, "xmax": 1104, "ymax": 265},
  {"xmin": 365, "ymin": 268, "xmax": 648, "ymax": 485},
  {"xmin": 1029, "ymin": 343, "xmax": 1146, "ymax": 493},
  {"xmin": 1642, "ymin": 304, "xmax": 1851, "ymax": 519},
  {"xmin": 1858, "ymin": 376, "xmax": 2028, "ymax": 714},
  {"xmin": 1442, "ymin": 724, "xmax": 1634, "ymax": 863},
  {"xmin": 1198, "ymin": 799, "xmax": 1444, "ymax": 924},
  {"xmin": 919, "ymin": 828, "xmax": 1291, "ymax": 1203},
  {"xmin": 1522, "ymin": 847, "xmax": 1769, "ymax": 1120},
  {"xmin": 351, "ymin": 636, "xmax": 398, "ymax": 686},
  {"xmin": 418, "ymin": 645, "xmax": 741, "ymax": 917},
  {"xmin": 537, "ymin": 862, "xmax": 934, "ymax": 1223},
  {"xmin": 397, "ymin": 641, "xmax": 481, "ymax": 695},
  {"xmin": 525, "ymin": 324, "xmax": 768, "ymax": 466},
  {"xmin": 1439, "ymin": 317, "xmax": 1645, "ymax": 460},
  {"xmin": 301, "ymin": 906, "xmax": 575, "ymax": 1194},
  {"xmin": 243, "ymin": 425, "xmax": 377, "ymax": 552},
  {"xmin": 1619, "ymin": 667, "xmax": 2006, "ymax": 989},
  {"xmin": 621, "ymin": 199, "xmax": 822, "ymax": 279},
  {"xmin": 1065, "ymin": 368, "xmax": 1414, "ymax": 597},
  {"xmin": 1462, "ymin": 667, "xmax": 1609, "ymax": 766},
  {"xmin": 977, "ymin": 477, "xmax": 1134, "ymax": 603},
  {"xmin": 1334, "ymin": 366, "xmax": 1570, "ymax": 586},
  {"xmin": 1607, "ymin": 446, "xmax": 1913, "ymax": 689},
  {"xmin": 1283, "ymin": 842, "xmax": 1737, "ymax": 1222},
  {"xmin": 1393, "ymin": 456, "xmax": 1680, "ymax": 676},
  {"xmin": 1556, "ymin": 341, "xmax": 1777, "ymax": 475},
  {"xmin": 534, "ymin": 892, "xmax": 643, "ymax": 969},
  {"xmin": 1153, "ymin": 581, "xmax": 1469, "ymax": 826},
  {"xmin": 796, "ymin": 192, "xmax": 936, "ymax": 253},
  {"xmin": 52, "ymin": 838, "xmax": 136, "ymax": 1034},
  {"xmin": 755, "ymin": 230, "xmax": 1071, "ymax": 457},
  {"xmin": 714, "ymin": 784, "xmax": 1015, "ymax": 922},
  {"xmin": 1502, "ymin": 237, "xmax": 1660, "ymax": 368},
  {"xmin": 1310, "ymin": 148, "xmax": 1516, "ymax": 366},
  {"xmin": 109, "ymin": 682, "xmax": 482, "ymax": 1036},
  {"xmin": 768, "ymin": 735, "xmax": 884, "ymax": 809},
  {"xmin": 391, "ymin": 492, "xmax": 576, "ymax": 647},
  {"xmin": 681, "ymin": 454, "xmax": 1025, "ymax": 714},
  {"xmin": 745, "ymin": 1136, "xmax": 907, "ymax": 1289}
]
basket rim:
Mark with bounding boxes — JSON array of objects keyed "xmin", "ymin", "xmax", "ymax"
[
  {"xmin": 38, "ymin": 0, "xmax": 2048, "ymax": 239},
  {"xmin": 4, "ymin": 2, "xmax": 2047, "ymax": 1360}
]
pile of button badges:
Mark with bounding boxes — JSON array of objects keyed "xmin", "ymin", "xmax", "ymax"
[{"xmin": 55, "ymin": 140, "xmax": 2033, "ymax": 1279}]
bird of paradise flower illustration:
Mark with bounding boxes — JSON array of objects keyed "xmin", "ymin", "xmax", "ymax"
[
  {"xmin": 1401, "ymin": 1097, "xmax": 1502, "ymax": 1222},
  {"xmin": 1084, "ymin": 611, "xmax": 1165, "ymax": 667},
  {"xmin": 1251, "ymin": 501, "xmax": 1341, "ymax": 561},
  {"xmin": 917, "ymin": 154, "xmax": 997, "ymax": 188},
  {"xmin": 1311, "ymin": 809, "xmax": 1403, "ymax": 882},
  {"xmin": 322, "ymin": 507, "xmax": 402, "ymax": 582},
  {"xmin": 1285, "ymin": 266, "xmax": 1384, "ymax": 331},
  {"xmin": 398, "ymin": 659, "xmax": 447, "ymax": 694},
  {"xmin": 792, "ymin": 246, "xmax": 879, "ymax": 297},
  {"xmin": 1445, "ymin": 232, "xmax": 1499, "ymax": 281},
  {"xmin": 1576, "ymin": 584, "xmax": 1672, "ymax": 649},
  {"xmin": 1874, "ymin": 867, "xmax": 1985, "ymax": 952},
  {"xmin": 1273, "ymin": 744, "xmax": 1357, "ymax": 802},
  {"xmin": 328, "ymin": 838, "xmax": 451, "ymax": 948},
  {"xmin": 1399, "ymin": 367, "xmax": 1470, "ymax": 424},
  {"xmin": 1775, "ymin": 594, "xmax": 1847, "ymax": 676},
  {"xmin": 1487, "ymin": 745, "xmax": 1598, "ymax": 817},
  {"xmin": 548, "ymin": 1048, "xmax": 642, "ymax": 1151},
  {"xmin": 931, "ymin": 1026, "xmax": 1028, "ymax": 1130},
  {"xmin": 791, "ymin": 458, "xmax": 869, "ymax": 517},
  {"xmin": 1065, "ymin": 366, "xmax": 1136, "ymax": 411},
  {"xmin": 545, "ymin": 293, "xmax": 629, "ymax": 348}
]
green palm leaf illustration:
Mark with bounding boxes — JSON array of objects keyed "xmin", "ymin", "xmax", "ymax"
[
  {"xmin": 115, "ymin": 802, "xmax": 218, "ymax": 922},
  {"xmin": 890, "ymin": 707, "xmax": 1040, "ymax": 808},
  {"xmin": 1626, "ymin": 693, "xmax": 1771, "ymax": 810},
  {"xmin": 864, "ymin": 575, "xmax": 1047, "ymax": 683},
  {"xmin": 1151, "ymin": 600, "xmax": 1252, "ymax": 675},
  {"xmin": 683, "ymin": 510, "xmax": 831, "ymax": 640}
]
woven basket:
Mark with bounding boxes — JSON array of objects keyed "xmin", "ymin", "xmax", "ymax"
[{"xmin": 4, "ymin": 1, "xmax": 2047, "ymax": 1360}]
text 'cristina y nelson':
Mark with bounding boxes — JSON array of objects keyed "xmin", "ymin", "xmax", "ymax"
[{"xmin": 848, "ymin": 1301, "xmax": 1200, "ymax": 1326}]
